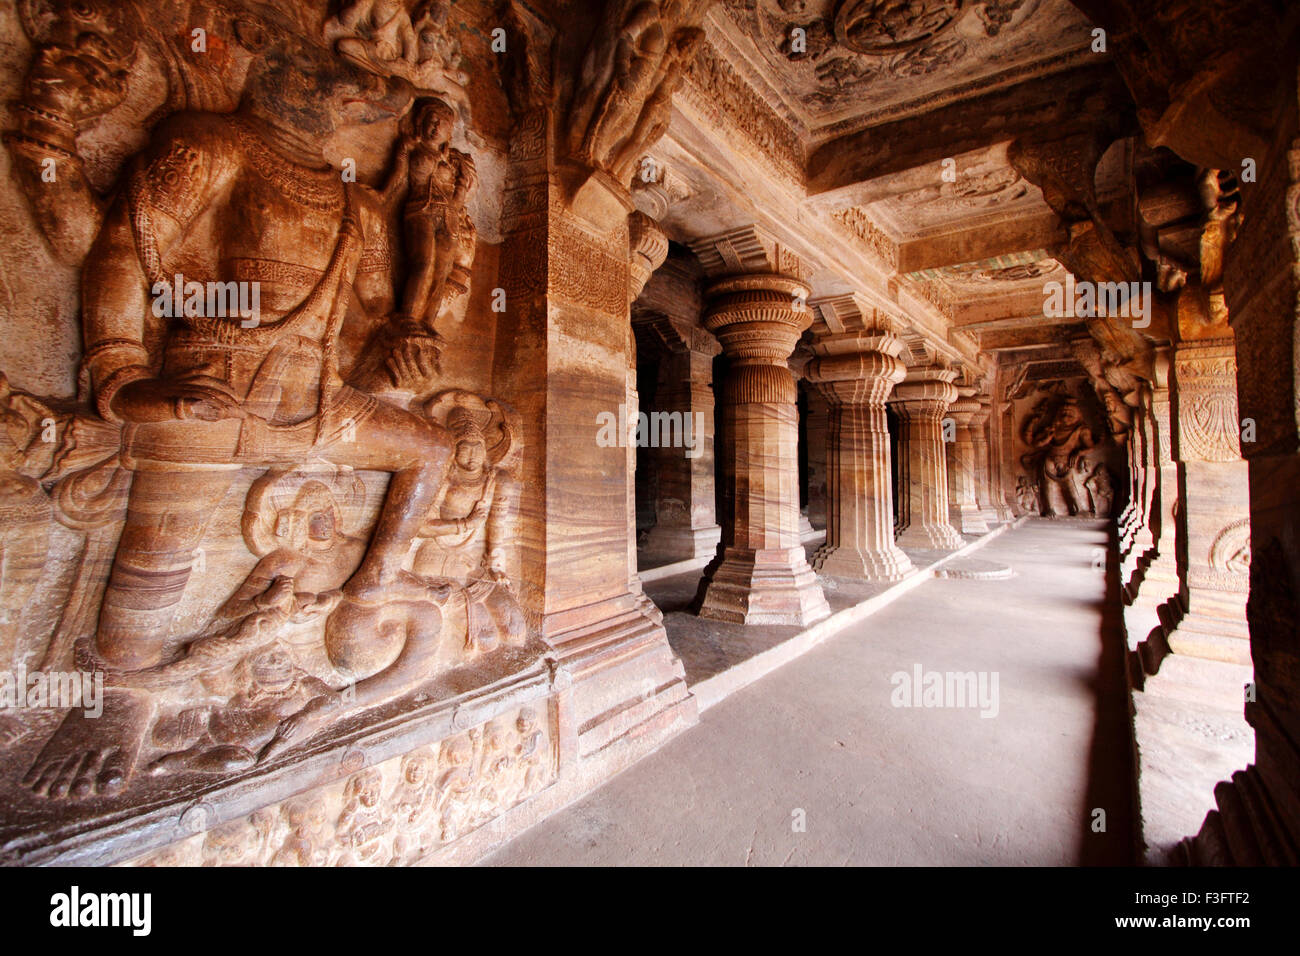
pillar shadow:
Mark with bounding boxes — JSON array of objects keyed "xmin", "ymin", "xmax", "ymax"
[{"xmin": 1076, "ymin": 520, "xmax": 1140, "ymax": 865}]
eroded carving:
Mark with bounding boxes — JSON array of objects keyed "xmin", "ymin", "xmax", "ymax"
[{"xmin": 128, "ymin": 703, "xmax": 556, "ymax": 866}]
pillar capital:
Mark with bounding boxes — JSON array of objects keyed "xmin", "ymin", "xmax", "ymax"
[
  {"xmin": 804, "ymin": 340, "xmax": 907, "ymax": 407},
  {"xmin": 686, "ymin": 225, "xmax": 813, "ymax": 282},
  {"xmin": 946, "ymin": 394, "xmax": 983, "ymax": 426},
  {"xmin": 701, "ymin": 272, "xmax": 812, "ymax": 407},
  {"xmin": 632, "ymin": 309, "xmax": 721, "ymax": 359},
  {"xmin": 892, "ymin": 368, "xmax": 960, "ymax": 417},
  {"xmin": 628, "ymin": 210, "xmax": 669, "ymax": 303}
]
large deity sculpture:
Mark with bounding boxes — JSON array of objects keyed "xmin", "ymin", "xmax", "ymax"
[
  {"xmin": 1019, "ymin": 397, "xmax": 1099, "ymax": 517},
  {"xmin": 4, "ymin": 2, "xmax": 532, "ymax": 808}
]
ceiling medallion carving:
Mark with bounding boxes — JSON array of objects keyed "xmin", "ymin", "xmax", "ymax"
[
  {"xmin": 833, "ymin": 0, "xmax": 963, "ymax": 55},
  {"xmin": 888, "ymin": 35, "xmax": 969, "ymax": 76},
  {"xmin": 723, "ymin": 0, "xmax": 1064, "ymax": 123}
]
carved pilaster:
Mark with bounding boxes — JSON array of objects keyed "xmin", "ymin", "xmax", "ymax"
[
  {"xmin": 971, "ymin": 396, "xmax": 999, "ymax": 526},
  {"xmin": 1167, "ymin": 337, "xmax": 1251, "ymax": 659},
  {"xmin": 634, "ymin": 310, "xmax": 723, "ymax": 562},
  {"xmin": 1129, "ymin": 347, "xmax": 1180, "ymax": 606},
  {"xmin": 946, "ymin": 386, "xmax": 991, "ymax": 535}
]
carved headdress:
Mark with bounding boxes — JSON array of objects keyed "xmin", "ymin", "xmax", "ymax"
[{"xmin": 425, "ymin": 390, "xmax": 520, "ymax": 468}]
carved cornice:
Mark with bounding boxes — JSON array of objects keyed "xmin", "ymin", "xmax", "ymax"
[
  {"xmin": 679, "ymin": 34, "xmax": 804, "ymax": 184},
  {"xmin": 830, "ymin": 206, "xmax": 899, "ymax": 271}
]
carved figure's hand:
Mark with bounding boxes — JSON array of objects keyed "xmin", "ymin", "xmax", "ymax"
[
  {"xmin": 455, "ymin": 154, "xmax": 478, "ymax": 199},
  {"xmin": 258, "ymin": 576, "xmax": 297, "ymax": 614},
  {"xmin": 384, "ymin": 333, "xmax": 443, "ymax": 393},
  {"xmin": 112, "ymin": 378, "xmax": 244, "ymax": 424}
]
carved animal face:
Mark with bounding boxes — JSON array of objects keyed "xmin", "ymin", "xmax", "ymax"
[
  {"xmin": 19, "ymin": 0, "xmax": 140, "ymax": 120},
  {"xmin": 237, "ymin": 16, "xmax": 413, "ymax": 144}
]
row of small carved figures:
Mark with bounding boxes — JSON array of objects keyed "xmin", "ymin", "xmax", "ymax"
[{"xmin": 135, "ymin": 714, "xmax": 551, "ymax": 866}]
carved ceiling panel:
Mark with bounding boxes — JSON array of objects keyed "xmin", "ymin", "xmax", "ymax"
[
  {"xmin": 864, "ymin": 160, "xmax": 1045, "ymax": 238},
  {"xmin": 715, "ymin": 0, "xmax": 1095, "ymax": 135}
]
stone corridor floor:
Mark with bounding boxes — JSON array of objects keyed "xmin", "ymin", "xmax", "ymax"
[{"xmin": 483, "ymin": 519, "xmax": 1136, "ymax": 866}]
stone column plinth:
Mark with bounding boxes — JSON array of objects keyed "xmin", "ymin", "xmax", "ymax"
[
  {"xmin": 892, "ymin": 367, "xmax": 965, "ymax": 551},
  {"xmin": 804, "ymin": 329, "xmax": 915, "ymax": 581},
  {"xmin": 695, "ymin": 271, "xmax": 830, "ymax": 625},
  {"xmin": 946, "ymin": 389, "xmax": 991, "ymax": 535},
  {"xmin": 1165, "ymin": 337, "xmax": 1251, "ymax": 661}
]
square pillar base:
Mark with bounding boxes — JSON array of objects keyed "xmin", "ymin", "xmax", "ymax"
[
  {"xmin": 812, "ymin": 543, "xmax": 916, "ymax": 582},
  {"xmin": 699, "ymin": 547, "xmax": 831, "ymax": 626}
]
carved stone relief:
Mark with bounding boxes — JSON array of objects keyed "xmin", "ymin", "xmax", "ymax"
[
  {"xmin": 0, "ymin": 0, "xmax": 541, "ymax": 864},
  {"xmin": 718, "ymin": 0, "xmax": 1088, "ymax": 130},
  {"xmin": 1014, "ymin": 380, "xmax": 1119, "ymax": 517},
  {"xmin": 127, "ymin": 701, "xmax": 556, "ymax": 866}
]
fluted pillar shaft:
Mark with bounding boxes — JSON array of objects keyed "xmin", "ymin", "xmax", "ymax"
[
  {"xmin": 946, "ymin": 392, "xmax": 990, "ymax": 535},
  {"xmin": 1134, "ymin": 355, "xmax": 1179, "ymax": 602},
  {"xmin": 805, "ymin": 335, "xmax": 914, "ymax": 581},
  {"xmin": 892, "ymin": 369, "xmax": 965, "ymax": 551},
  {"xmin": 971, "ymin": 401, "xmax": 999, "ymax": 526}
]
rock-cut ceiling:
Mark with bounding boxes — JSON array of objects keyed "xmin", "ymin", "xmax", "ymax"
[{"xmin": 715, "ymin": 0, "xmax": 1096, "ymax": 137}]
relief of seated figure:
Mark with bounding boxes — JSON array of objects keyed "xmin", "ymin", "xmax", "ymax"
[
  {"xmin": 414, "ymin": 390, "xmax": 527, "ymax": 653},
  {"xmin": 146, "ymin": 641, "xmax": 333, "ymax": 776}
]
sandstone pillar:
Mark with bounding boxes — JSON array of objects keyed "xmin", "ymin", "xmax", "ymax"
[
  {"xmin": 946, "ymin": 387, "xmax": 991, "ymax": 535},
  {"xmin": 971, "ymin": 397, "xmax": 1000, "ymax": 526},
  {"xmin": 892, "ymin": 365, "xmax": 966, "ymax": 551},
  {"xmin": 1129, "ymin": 349, "xmax": 1180, "ymax": 606},
  {"xmin": 491, "ymin": 108, "xmax": 696, "ymax": 763},
  {"xmin": 688, "ymin": 229, "xmax": 829, "ymax": 626},
  {"xmin": 804, "ymin": 299, "xmax": 914, "ymax": 581},
  {"xmin": 804, "ymin": 387, "xmax": 829, "ymax": 531},
  {"xmin": 627, "ymin": 211, "xmax": 669, "ymax": 588},
  {"xmin": 1165, "ymin": 336, "xmax": 1251, "ymax": 662},
  {"xmin": 1212, "ymin": 70, "xmax": 1300, "ymax": 862},
  {"xmin": 635, "ymin": 312, "xmax": 723, "ymax": 562}
]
